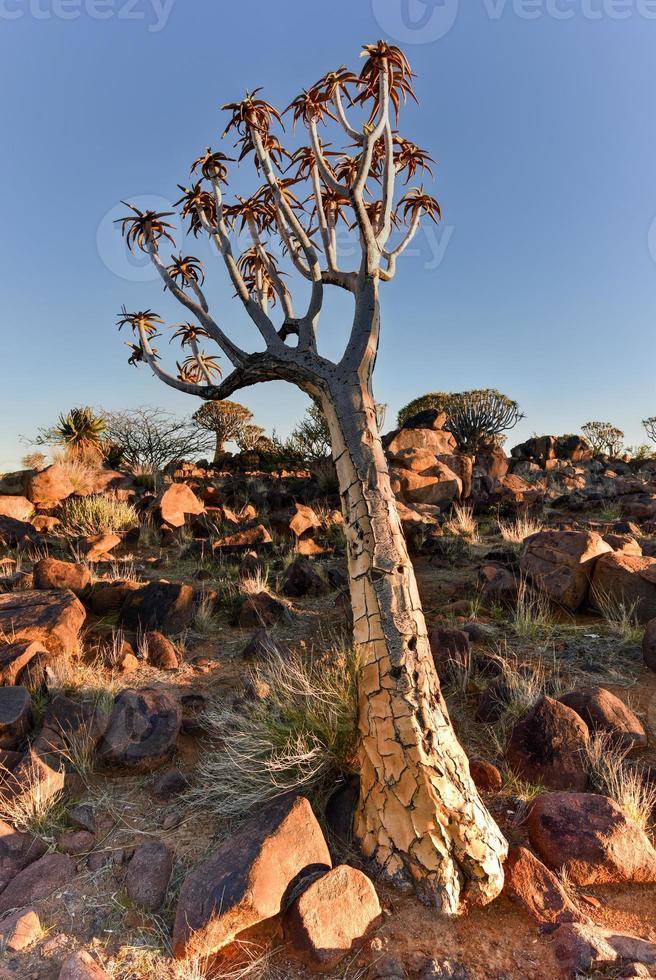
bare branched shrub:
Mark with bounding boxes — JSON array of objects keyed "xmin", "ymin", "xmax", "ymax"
[
  {"xmin": 187, "ymin": 645, "xmax": 359, "ymax": 820},
  {"xmin": 104, "ymin": 407, "xmax": 213, "ymax": 486}
]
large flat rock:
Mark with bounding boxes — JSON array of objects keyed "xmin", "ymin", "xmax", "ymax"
[
  {"xmin": 0, "ymin": 590, "xmax": 85, "ymax": 656},
  {"xmin": 172, "ymin": 794, "xmax": 331, "ymax": 959}
]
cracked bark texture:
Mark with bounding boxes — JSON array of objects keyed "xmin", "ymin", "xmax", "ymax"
[{"xmin": 319, "ymin": 376, "xmax": 507, "ymax": 913}]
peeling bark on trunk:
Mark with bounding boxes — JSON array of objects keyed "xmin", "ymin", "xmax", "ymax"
[{"xmin": 318, "ymin": 377, "xmax": 507, "ymax": 913}]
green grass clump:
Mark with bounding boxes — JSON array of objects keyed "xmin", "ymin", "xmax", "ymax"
[
  {"xmin": 187, "ymin": 644, "xmax": 359, "ymax": 821},
  {"xmin": 60, "ymin": 493, "xmax": 138, "ymax": 536}
]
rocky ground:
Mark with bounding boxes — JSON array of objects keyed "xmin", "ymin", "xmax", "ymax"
[{"xmin": 1, "ymin": 410, "xmax": 656, "ymax": 979}]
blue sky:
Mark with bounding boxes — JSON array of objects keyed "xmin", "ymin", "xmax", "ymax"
[{"xmin": 1, "ymin": 0, "xmax": 655, "ymax": 469}]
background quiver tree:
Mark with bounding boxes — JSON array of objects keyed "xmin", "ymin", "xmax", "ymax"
[
  {"xmin": 236, "ymin": 424, "xmax": 267, "ymax": 453},
  {"xmin": 192, "ymin": 400, "xmax": 253, "ymax": 462},
  {"xmin": 446, "ymin": 389, "xmax": 523, "ymax": 453},
  {"xmin": 582, "ymin": 420, "xmax": 625, "ymax": 457},
  {"xmin": 643, "ymin": 417, "xmax": 656, "ymax": 445},
  {"xmin": 113, "ymin": 39, "xmax": 506, "ymax": 912},
  {"xmin": 398, "ymin": 388, "xmax": 523, "ymax": 454}
]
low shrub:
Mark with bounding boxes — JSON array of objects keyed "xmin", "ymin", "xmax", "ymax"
[{"xmin": 60, "ymin": 493, "xmax": 139, "ymax": 536}]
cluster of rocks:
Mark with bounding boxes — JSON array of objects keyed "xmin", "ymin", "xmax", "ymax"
[
  {"xmin": 520, "ymin": 528, "xmax": 656, "ymax": 626},
  {"xmin": 384, "ymin": 409, "xmax": 542, "ymax": 529},
  {"xmin": 511, "ymin": 434, "xmax": 656, "ymax": 519}
]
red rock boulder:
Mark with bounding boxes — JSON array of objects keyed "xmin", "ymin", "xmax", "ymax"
[
  {"xmin": 527, "ymin": 792, "xmax": 656, "ymax": 885},
  {"xmin": 506, "ymin": 697, "xmax": 589, "ymax": 791},
  {"xmin": 502, "ymin": 845, "xmax": 590, "ymax": 926},
  {"xmin": 285, "ymin": 865, "xmax": 381, "ymax": 971},
  {"xmin": 590, "ymin": 552, "xmax": 656, "ymax": 624},
  {"xmin": 172, "ymin": 794, "xmax": 331, "ymax": 958},
  {"xmin": 520, "ymin": 530, "xmax": 612, "ymax": 610},
  {"xmin": 558, "ymin": 687, "xmax": 646, "ymax": 752}
]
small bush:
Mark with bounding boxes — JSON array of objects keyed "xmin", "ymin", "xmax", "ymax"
[
  {"xmin": 60, "ymin": 494, "xmax": 139, "ymax": 536},
  {"xmin": 187, "ymin": 645, "xmax": 359, "ymax": 820}
]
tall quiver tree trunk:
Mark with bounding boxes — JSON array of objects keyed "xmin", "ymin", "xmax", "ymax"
[
  {"xmin": 213, "ymin": 434, "xmax": 224, "ymax": 464},
  {"xmin": 318, "ymin": 376, "xmax": 507, "ymax": 913},
  {"xmin": 115, "ymin": 38, "xmax": 508, "ymax": 913}
]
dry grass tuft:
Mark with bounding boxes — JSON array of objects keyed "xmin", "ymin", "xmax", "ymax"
[
  {"xmin": 190, "ymin": 592, "xmax": 219, "ymax": 637},
  {"xmin": 187, "ymin": 644, "xmax": 359, "ymax": 821},
  {"xmin": 510, "ymin": 577, "xmax": 556, "ymax": 640},
  {"xmin": 585, "ymin": 732, "xmax": 656, "ymax": 831},
  {"xmin": 590, "ymin": 587, "xmax": 644, "ymax": 646},
  {"xmin": 0, "ymin": 757, "xmax": 67, "ymax": 836},
  {"xmin": 498, "ymin": 515, "xmax": 544, "ymax": 546},
  {"xmin": 51, "ymin": 449, "xmax": 106, "ymax": 495},
  {"xmin": 444, "ymin": 502, "xmax": 479, "ymax": 541}
]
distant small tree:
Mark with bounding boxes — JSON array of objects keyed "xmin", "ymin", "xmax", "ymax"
[
  {"xmin": 288, "ymin": 404, "xmax": 332, "ymax": 462},
  {"xmin": 398, "ymin": 391, "xmax": 451, "ymax": 427},
  {"xmin": 36, "ymin": 406, "xmax": 107, "ymax": 459},
  {"xmin": 237, "ymin": 424, "xmax": 267, "ymax": 452},
  {"xmin": 643, "ymin": 417, "xmax": 656, "ymax": 445},
  {"xmin": 192, "ymin": 400, "xmax": 253, "ymax": 462},
  {"xmin": 104, "ymin": 407, "xmax": 212, "ymax": 486},
  {"xmin": 21, "ymin": 452, "xmax": 47, "ymax": 471},
  {"xmin": 626, "ymin": 443, "xmax": 655, "ymax": 461},
  {"xmin": 399, "ymin": 389, "xmax": 523, "ymax": 454},
  {"xmin": 581, "ymin": 421, "xmax": 625, "ymax": 456}
]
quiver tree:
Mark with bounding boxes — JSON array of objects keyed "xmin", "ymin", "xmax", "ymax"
[
  {"xmin": 115, "ymin": 40, "xmax": 506, "ymax": 911},
  {"xmin": 581, "ymin": 421, "xmax": 625, "ymax": 456},
  {"xmin": 643, "ymin": 417, "xmax": 656, "ymax": 445},
  {"xmin": 192, "ymin": 399, "xmax": 253, "ymax": 461},
  {"xmin": 236, "ymin": 423, "xmax": 267, "ymax": 452},
  {"xmin": 398, "ymin": 389, "xmax": 523, "ymax": 453}
]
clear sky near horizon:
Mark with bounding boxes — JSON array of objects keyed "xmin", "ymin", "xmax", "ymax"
[{"xmin": 1, "ymin": 0, "xmax": 655, "ymax": 470}]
